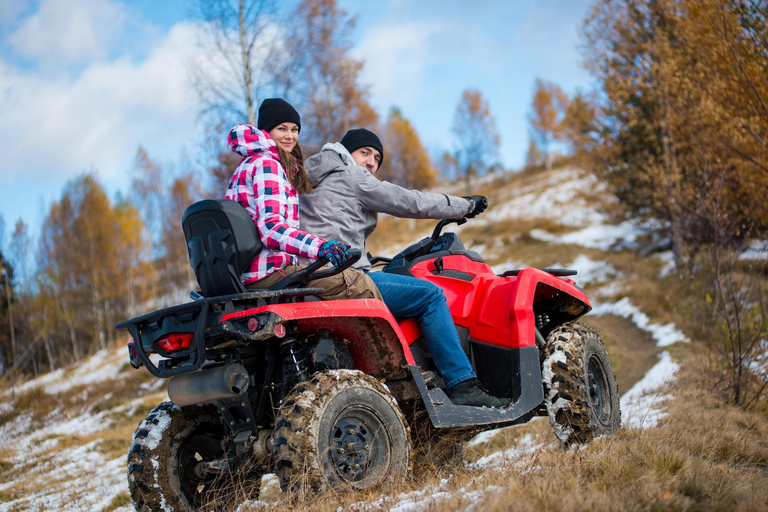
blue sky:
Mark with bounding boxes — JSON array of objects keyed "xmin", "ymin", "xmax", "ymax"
[{"xmin": 0, "ymin": 0, "xmax": 594, "ymax": 242}]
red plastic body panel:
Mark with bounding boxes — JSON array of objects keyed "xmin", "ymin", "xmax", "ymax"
[
  {"xmin": 222, "ymin": 299, "xmax": 415, "ymax": 376},
  {"xmin": 397, "ymin": 317, "xmax": 423, "ymax": 345},
  {"xmin": 408, "ymin": 255, "xmax": 591, "ymax": 349},
  {"xmin": 219, "ymin": 255, "xmax": 591, "ymax": 369}
]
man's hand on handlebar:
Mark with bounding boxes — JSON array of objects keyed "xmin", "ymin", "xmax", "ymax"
[
  {"xmin": 318, "ymin": 240, "xmax": 352, "ymax": 267},
  {"xmin": 463, "ymin": 195, "xmax": 488, "ymax": 219}
]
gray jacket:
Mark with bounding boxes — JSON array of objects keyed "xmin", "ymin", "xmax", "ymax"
[{"xmin": 299, "ymin": 143, "xmax": 470, "ymax": 271}]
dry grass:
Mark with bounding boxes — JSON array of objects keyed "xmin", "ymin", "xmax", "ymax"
[{"xmin": 234, "ymin": 353, "xmax": 768, "ymax": 512}]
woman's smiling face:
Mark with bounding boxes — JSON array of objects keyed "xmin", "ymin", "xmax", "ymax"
[{"xmin": 268, "ymin": 122, "xmax": 299, "ymax": 152}]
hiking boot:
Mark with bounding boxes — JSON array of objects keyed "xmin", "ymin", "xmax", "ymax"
[{"xmin": 445, "ymin": 378, "xmax": 511, "ymax": 408}]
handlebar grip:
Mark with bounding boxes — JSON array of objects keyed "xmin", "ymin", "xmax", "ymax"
[
  {"xmin": 310, "ymin": 249, "xmax": 362, "ymax": 280},
  {"xmin": 270, "ymin": 250, "xmax": 361, "ymax": 290}
]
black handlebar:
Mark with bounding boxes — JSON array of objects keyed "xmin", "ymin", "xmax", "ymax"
[{"xmin": 431, "ymin": 217, "xmax": 467, "ymax": 241}]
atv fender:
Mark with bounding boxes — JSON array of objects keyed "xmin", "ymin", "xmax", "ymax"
[
  {"xmin": 472, "ymin": 267, "xmax": 592, "ymax": 349},
  {"xmin": 222, "ymin": 299, "xmax": 414, "ymax": 379}
]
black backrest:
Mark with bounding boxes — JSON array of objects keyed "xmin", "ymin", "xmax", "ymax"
[{"xmin": 182, "ymin": 199, "xmax": 262, "ymax": 297}]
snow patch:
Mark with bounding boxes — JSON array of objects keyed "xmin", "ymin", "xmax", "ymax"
[
  {"xmin": 562, "ymin": 255, "xmax": 618, "ymax": 285},
  {"xmin": 749, "ymin": 339, "xmax": 768, "ymax": 378},
  {"xmin": 621, "ymin": 351, "xmax": 679, "ymax": 429},
  {"xmin": 592, "ymin": 297, "xmax": 689, "ymax": 347},
  {"xmin": 739, "ymin": 239, "xmax": 768, "ymax": 260},
  {"xmin": 531, "ymin": 220, "xmax": 644, "ymax": 251},
  {"xmin": 0, "ymin": 441, "xmax": 129, "ymax": 512},
  {"xmin": 478, "ymin": 168, "xmax": 607, "ymax": 228},
  {"xmin": 467, "ymin": 433, "xmax": 543, "ymax": 470},
  {"xmin": 655, "ymin": 250, "xmax": 676, "ymax": 277},
  {"xmin": 9, "ymin": 348, "xmax": 127, "ymax": 396},
  {"xmin": 467, "ymin": 428, "xmax": 502, "ymax": 448}
]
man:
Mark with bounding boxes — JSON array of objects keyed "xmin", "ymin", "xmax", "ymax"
[{"xmin": 299, "ymin": 128, "xmax": 510, "ymax": 408}]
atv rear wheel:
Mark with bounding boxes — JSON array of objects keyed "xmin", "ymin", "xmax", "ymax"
[
  {"xmin": 128, "ymin": 401, "xmax": 252, "ymax": 511},
  {"xmin": 271, "ymin": 370, "xmax": 411, "ymax": 497},
  {"xmin": 542, "ymin": 323, "xmax": 621, "ymax": 446}
]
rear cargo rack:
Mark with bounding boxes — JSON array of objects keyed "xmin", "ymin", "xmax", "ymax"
[{"xmin": 115, "ymin": 287, "xmax": 323, "ymax": 378}]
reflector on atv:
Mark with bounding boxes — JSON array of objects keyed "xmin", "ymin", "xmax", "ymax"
[{"xmin": 156, "ymin": 332, "xmax": 194, "ymax": 353}]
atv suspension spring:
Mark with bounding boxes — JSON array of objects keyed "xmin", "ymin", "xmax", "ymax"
[
  {"xmin": 280, "ymin": 338, "xmax": 308, "ymax": 382},
  {"xmin": 536, "ymin": 312, "xmax": 550, "ymax": 330}
]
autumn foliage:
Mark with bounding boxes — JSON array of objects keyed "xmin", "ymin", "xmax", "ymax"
[
  {"xmin": 528, "ymin": 79, "xmax": 569, "ymax": 170},
  {"xmin": 281, "ymin": 0, "xmax": 379, "ymax": 145},
  {"xmin": 379, "ymin": 108, "xmax": 436, "ymax": 190},
  {"xmin": 579, "ymin": 0, "xmax": 768, "ymax": 405}
]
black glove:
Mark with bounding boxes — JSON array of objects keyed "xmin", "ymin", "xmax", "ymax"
[
  {"xmin": 318, "ymin": 240, "xmax": 352, "ymax": 267},
  {"xmin": 463, "ymin": 195, "xmax": 488, "ymax": 218}
]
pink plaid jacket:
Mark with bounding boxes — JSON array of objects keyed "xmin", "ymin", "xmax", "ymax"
[{"xmin": 225, "ymin": 124, "xmax": 325, "ymax": 284}]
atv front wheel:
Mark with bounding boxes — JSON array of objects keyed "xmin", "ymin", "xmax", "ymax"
[
  {"xmin": 271, "ymin": 370, "xmax": 411, "ymax": 496},
  {"xmin": 542, "ymin": 323, "xmax": 621, "ymax": 446},
  {"xmin": 127, "ymin": 402, "xmax": 252, "ymax": 511}
]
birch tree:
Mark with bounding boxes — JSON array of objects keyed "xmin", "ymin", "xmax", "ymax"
[
  {"xmin": 451, "ymin": 89, "xmax": 500, "ymax": 184},
  {"xmin": 191, "ymin": 0, "xmax": 280, "ymax": 126}
]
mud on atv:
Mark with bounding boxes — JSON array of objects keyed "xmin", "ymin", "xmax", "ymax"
[{"xmin": 117, "ymin": 198, "xmax": 620, "ymax": 510}]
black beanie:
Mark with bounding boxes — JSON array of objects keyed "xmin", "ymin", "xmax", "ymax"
[
  {"xmin": 257, "ymin": 98, "xmax": 301, "ymax": 133},
  {"xmin": 340, "ymin": 128, "xmax": 384, "ymax": 166}
]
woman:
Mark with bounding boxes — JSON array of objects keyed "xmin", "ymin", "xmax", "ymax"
[{"xmin": 225, "ymin": 98, "xmax": 381, "ymax": 300}]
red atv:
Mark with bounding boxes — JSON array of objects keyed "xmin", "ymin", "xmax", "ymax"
[{"xmin": 118, "ymin": 199, "xmax": 620, "ymax": 511}]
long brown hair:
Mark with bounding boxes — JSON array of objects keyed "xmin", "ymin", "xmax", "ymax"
[{"xmin": 276, "ymin": 142, "xmax": 312, "ymax": 194}]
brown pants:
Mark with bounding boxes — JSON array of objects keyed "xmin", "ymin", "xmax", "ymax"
[{"xmin": 246, "ymin": 265, "xmax": 383, "ymax": 301}]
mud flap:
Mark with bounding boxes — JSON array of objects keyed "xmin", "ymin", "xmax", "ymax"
[{"xmin": 409, "ymin": 346, "xmax": 544, "ymax": 428}]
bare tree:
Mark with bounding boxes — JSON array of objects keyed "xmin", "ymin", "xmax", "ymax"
[
  {"xmin": 190, "ymin": 0, "xmax": 280, "ymax": 126},
  {"xmin": 275, "ymin": 0, "xmax": 378, "ymax": 145},
  {"xmin": 451, "ymin": 89, "xmax": 500, "ymax": 184}
]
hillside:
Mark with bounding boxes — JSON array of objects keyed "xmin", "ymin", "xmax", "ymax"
[{"xmin": 1, "ymin": 165, "xmax": 766, "ymax": 511}]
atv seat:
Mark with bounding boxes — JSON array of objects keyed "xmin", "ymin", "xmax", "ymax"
[
  {"xmin": 182, "ymin": 198, "xmax": 327, "ymax": 301},
  {"xmin": 182, "ymin": 199, "xmax": 262, "ymax": 298}
]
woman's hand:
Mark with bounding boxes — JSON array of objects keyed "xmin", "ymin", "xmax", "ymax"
[{"xmin": 318, "ymin": 241, "xmax": 352, "ymax": 267}]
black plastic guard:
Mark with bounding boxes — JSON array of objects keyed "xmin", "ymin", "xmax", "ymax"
[
  {"xmin": 408, "ymin": 346, "xmax": 544, "ymax": 428},
  {"xmin": 115, "ymin": 287, "xmax": 324, "ymax": 378}
]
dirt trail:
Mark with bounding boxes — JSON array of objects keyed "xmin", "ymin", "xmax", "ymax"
[{"xmin": 582, "ymin": 314, "xmax": 661, "ymax": 396}]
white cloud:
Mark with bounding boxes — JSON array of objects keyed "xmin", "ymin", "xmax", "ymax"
[
  {"xmin": 0, "ymin": 21, "xmax": 200, "ymax": 184},
  {"xmin": 0, "ymin": 0, "xmax": 30, "ymax": 27},
  {"xmin": 9, "ymin": 0, "xmax": 127, "ymax": 66},
  {"xmin": 354, "ymin": 21, "xmax": 443, "ymax": 111},
  {"xmin": 353, "ymin": 17, "xmax": 500, "ymax": 115}
]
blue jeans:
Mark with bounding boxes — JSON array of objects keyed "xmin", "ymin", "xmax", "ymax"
[{"xmin": 368, "ymin": 271, "xmax": 476, "ymax": 387}]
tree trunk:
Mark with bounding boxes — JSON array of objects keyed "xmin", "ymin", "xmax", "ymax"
[
  {"xmin": 2, "ymin": 265, "xmax": 16, "ymax": 367},
  {"xmin": 239, "ymin": 0, "xmax": 255, "ymax": 125}
]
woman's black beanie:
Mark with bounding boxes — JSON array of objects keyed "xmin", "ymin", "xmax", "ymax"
[
  {"xmin": 257, "ymin": 98, "xmax": 301, "ymax": 133},
  {"xmin": 340, "ymin": 128, "xmax": 384, "ymax": 166}
]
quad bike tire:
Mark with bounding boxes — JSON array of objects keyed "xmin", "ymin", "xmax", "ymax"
[
  {"xmin": 127, "ymin": 401, "xmax": 246, "ymax": 511},
  {"xmin": 542, "ymin": 323, "xmax": 621, "ymax": 446},
  {"xmin": 271, "ymin": 370, "xmax": 411, "ymax": 497}
]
